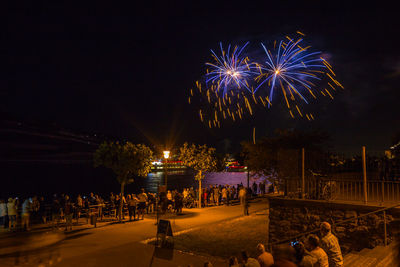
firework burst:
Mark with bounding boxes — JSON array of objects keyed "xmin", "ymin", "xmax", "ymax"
[
  {"xmin": 255, "ymin": 34, "xmax": 343, "ymax": 119},
  {"xmin": 205, "ymin": 42, "xmax": 259, "ymax": 97}
]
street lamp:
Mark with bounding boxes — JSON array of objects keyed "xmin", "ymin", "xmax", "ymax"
[{"xmin": 163, "ymin": 151, "xmax": 170, "ymax": 189}]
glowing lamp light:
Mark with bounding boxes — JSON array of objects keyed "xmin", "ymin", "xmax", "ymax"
[
  {"xmin": 163, "ymin": 150, "xmax": 170, "ymax": 159},
  {"xmin": 275, "ymin": 69, "xmax": 280, "ymax": 75}
]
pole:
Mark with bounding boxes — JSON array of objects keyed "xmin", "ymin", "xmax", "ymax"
[
  {"xmin": 302, "ymin": 148, "xmax": 305, "ymax": 199},
  {"xmin": 247, "ymin": 170, "xmax": 250, "ymax": 189},
  {"xmin": 164, "ymin": 159, "xmax": 168, "ymax": 190},
  {"xmin": 362, "ymin": 146, "xmax": 368, "ymax": 204},
  {"xmin": 155, "ymin": 181, "xmax": 159, "ymax": 226},
  {"xmin": 199, "ymin": 178, "xmax": 202, "ymax": 208}
]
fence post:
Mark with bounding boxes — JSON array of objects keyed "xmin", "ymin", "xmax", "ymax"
[
  {"xmin": 381, "ymin": 180, "xmax": 385, "ymax": 204},
  {"xmin": 383, "ymin": 210, "xmax": 387, "ymax": 246},
  {"xmin": 302, "ymin": 148, "xmax": 305, "ymax": 199},
  {"xmin": 362, "ymin": 146, "xmax": 368, "ymax": 204}
]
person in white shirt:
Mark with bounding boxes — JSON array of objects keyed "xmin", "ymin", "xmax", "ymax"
[
  {"xmin": 7, "ymin": 198, "xmax": 17, "ymax": 231},
  {"xmin": 0, "ymin": 199, "xmax": 7, "ymax": 229}
]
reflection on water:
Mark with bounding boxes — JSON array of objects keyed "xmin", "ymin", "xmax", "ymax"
[{"xmin": 133, "ymin": 170, "xmax": 269, "ymax": 193}]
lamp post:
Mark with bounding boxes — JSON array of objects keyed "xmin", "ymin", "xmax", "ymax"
[{"xmin": 163, "ymin": 150, "xmax": 170, "ymax": 189}]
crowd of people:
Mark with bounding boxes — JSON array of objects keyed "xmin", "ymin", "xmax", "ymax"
[
  {"xmin": 200, "ymin": 222, "xmax": 343, "ymax": 267},
  {"xmin": 0, "ymin": 184, "xmax": 345, "ymax": 267},
  {"xmin": 0, "ymin": 181, "xmax": 271, "ymax": 232}
]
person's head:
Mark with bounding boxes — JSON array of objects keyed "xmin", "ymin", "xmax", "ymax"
[
  {"xmin": 8, "ymin": 197, "xmax": 13, "ymax": 203},
  {"xmin": 257, "ymin": 243, "xmax": 266, "ymax": 254},
  {"xmin": 320, "ymin": 221, "xmax": 331, "ymax": 236},
  {"xmin": 141, "ymin": 188, "xmax": 145, "ymax": 193},
  {"xmin": 203, "ymin": 262, "xmax": 213, "ymax": 267},
  {"xmin": 306, "ymin": 234, "xmax": 320, "ymax": 250},
  {"xmin": 65, "ymin": 195, "xmax": 69, "ymax": 200},
  {"xmin": 90, "ymin": 192, "xmax": 94, "ymax": 197},
  {"xmin": 241, "ymin": 250, "xmax": 249, "ymax": 263},
  {"xmin": 229, "ymin": 256, "xmax": 239, "ymax": 266}
]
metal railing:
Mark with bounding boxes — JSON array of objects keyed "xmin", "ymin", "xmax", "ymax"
[
  {"xmin": 286, "ymin": 178, "xmax": 400, "ymax": 203},
  {"xmin": 267, "ymin": 202, "xmax": 400, "ymax": 251}
]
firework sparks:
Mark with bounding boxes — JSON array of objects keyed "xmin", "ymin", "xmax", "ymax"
[
  {"xmin": 189, "ymin": 33, "xmax": 342, "ymax": 127},
  {"xmin": 205, "ymin": 42, "xmax": 258, "ymax": 97},
  {"xmin": 255, "ymin": 34, "xmax": 342, "ymax": 118}
]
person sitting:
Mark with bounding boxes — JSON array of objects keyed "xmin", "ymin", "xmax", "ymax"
[
  {"xmin": 229, "ymin": 256, "xmax": 240, "ymax": 267},
  {"xmin": 293, "ymin": 241, "xmax": 317, "ymax": 267},
  {"xmin": 305, "ymin": 234, "xmax": 328, "ymax": 267},
  {"xmin": 241, "ymin": 250, "xmax": 260, "ymax": 267},
  {"xmin": 320, "ymin": 222, "xmax": 343, "ymax": 267},
  {"xmin": 271, "ymin": 244, "xmax": 297, "ymax": 267},
  {"xmin": 257, "ymin": 243, "xmax": 274, "ymax": 267}
]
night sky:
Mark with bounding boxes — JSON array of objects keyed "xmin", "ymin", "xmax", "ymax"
[{"xmin": 4, "ymin": 2, "xmax": 400, "ymax": 155}]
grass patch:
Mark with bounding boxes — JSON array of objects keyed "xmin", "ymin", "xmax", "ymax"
[{"xmin": 173, "ymin": 213, "xmax": 269, "ymax": 259}]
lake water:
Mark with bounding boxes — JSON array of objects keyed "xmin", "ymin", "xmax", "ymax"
[{"xmin": 130, "ymin": 170, "xmax": 269, "ymax": 193}]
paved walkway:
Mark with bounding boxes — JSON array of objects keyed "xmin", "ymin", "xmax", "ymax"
[{"xmin": 0, "ymin": 198, "xmax": 270, "ymax": 267}]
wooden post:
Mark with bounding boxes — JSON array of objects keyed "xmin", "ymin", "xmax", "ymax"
[
  {"xmin": 302, "ymin": 148, "xmax": 305, "ymax": 199},
  {"xmin": 164, "ymin": 160, "xmax": 168, "ymax": 190},
  {"xmin": 362, "ymin": 146, "xmax": 367, "ymax": 204}
]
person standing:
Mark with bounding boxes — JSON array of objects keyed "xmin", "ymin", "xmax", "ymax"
[
  {"xmin": 174, "ymin": 192, "xmax": 183, "ymax": 214},
  {"xmin": 75, "ymin": 194, "xmax": 83, "ymax": 224},
  {"xmin": 239, "ymin": 186, "xmax": 246, "ymax": 205},
  {"xmin": 260, "ymin": 181, "xmax": 266, "ymax": 195},
  {"xmin": 21, "ymin": 198, "xmax": 32, "ymax": 231},
  {"xmin": 213, "ymin": 185, "xmax": 220, "ymax": 206},
  {"xmin": 221, "ymin": 186, "xmax": 228, "ymax": 205},
  {"xmin": 0, "ymin": 199, "xmax": 7, "ymax": 229},
  {"xmin": 51, "ymin": 194, "xmax": 62, "ymax": 230},
  {"xmin": 64, "ymin": 195, "xmax": 73, "ymax": 231},
  {"xmin": 137, "ymin": 189, "xmax": 148, "ymax": 220},
  {"xmin": 320, "ymin": 222, "xmax": 343, "ymax": 267},
  {"xmin": 147, "ymin": 193, "xmax": 155, "ymax": 214},
  {"xmin": 7, "ymin": 198, "xmax": 17, "ymax": 231},
  {"xmin": 30, "ymin": 196, "xmax": 40, "ymax": 223},
  {"xmin": 127, "ymin": 194, "xmax": 138, "ymax": 221},
  {"xmin": 252, "ymin": 182, "xmax": 258, "ymax": 196}
]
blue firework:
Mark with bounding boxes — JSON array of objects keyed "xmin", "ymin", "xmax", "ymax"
[
  {"xmin": 255, "ymin": 36, "xmax": 338, "ymax": 108},
  {"xmin": 205, "ymin": 42, "xmax": 258, "ymax": 97}
]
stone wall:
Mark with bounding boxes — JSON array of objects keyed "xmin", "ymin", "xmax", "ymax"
[{"xmin": 268, "ymin": 197, "xmax": 397, "ymax": 254}]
